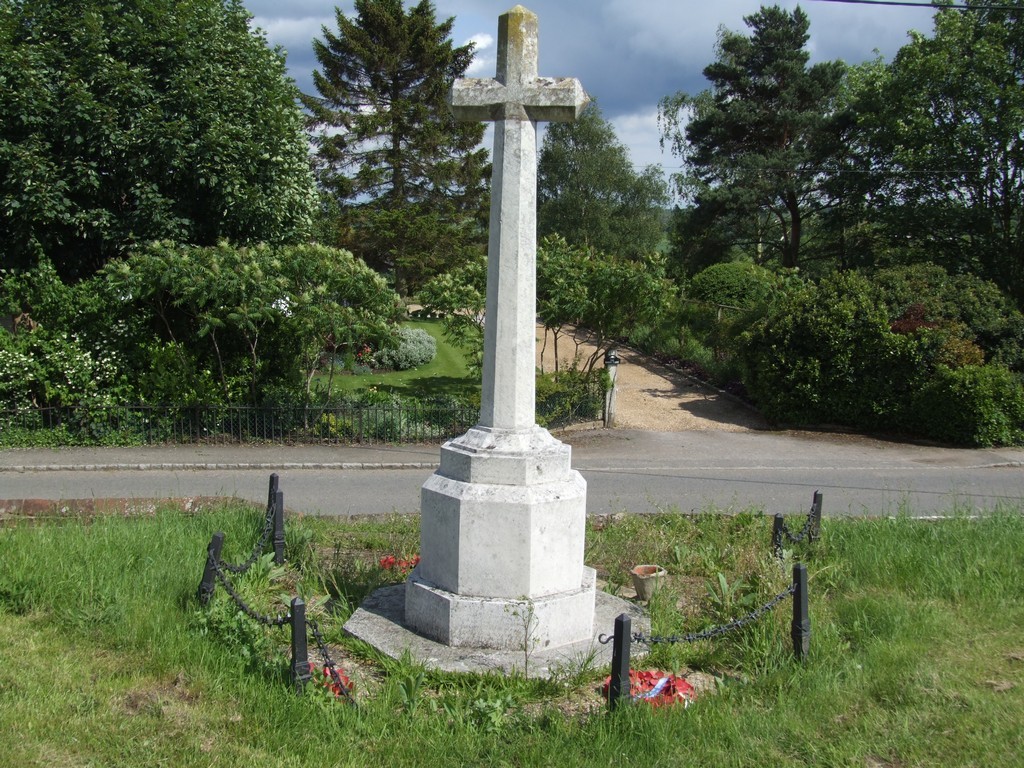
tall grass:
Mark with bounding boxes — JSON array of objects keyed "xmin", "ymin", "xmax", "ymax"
[{"xmin": 1, "ymin": 506, "xmax": 1023, "ymax": 767}]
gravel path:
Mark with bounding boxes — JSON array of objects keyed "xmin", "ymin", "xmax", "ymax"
[{"xmin": 536, "ymin": 325, "xmax": 768, "ymax": 432}]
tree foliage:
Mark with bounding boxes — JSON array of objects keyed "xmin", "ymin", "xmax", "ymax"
[
  {"xmin": 538, "ymin": 103, "xmax": 667, "ymax": 259},
  {"xmin": 304, "ymin": 0, "xmax": 489, "ymax": 293},
  {"xmin": 847, "ymin": 5, "xmax": 1024, "ymax": 303},
  {"xmin": 537, "ymin": 236, "xmax": 675, "ymax": 372},
  {"xmin": 0, "ymin": 0, "xmax": 316, "ymax": 280},
  {"xmin": 660, "ymin": 5, "xmax": 844, "ymax": 273}
]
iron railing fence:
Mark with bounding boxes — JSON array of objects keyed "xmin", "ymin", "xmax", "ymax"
[
  {"xmin": 0, "ymin": 402, "xmax": 479, "ymax": 445},
  {"xmin": 0, "ymin": 380, "xmax": 605, "ymax": 446}
]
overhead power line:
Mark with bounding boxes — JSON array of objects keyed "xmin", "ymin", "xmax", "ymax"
[{"xmin": 812, "ymin": 0, "xmax": 1024, "ymax": 10}]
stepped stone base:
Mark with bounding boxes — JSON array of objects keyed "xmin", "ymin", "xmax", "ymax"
[
  {"xmin": 403, "ymin": 425, "xmax": 596, "ymax": 651},
  {"xmin": 345, "ymin": 584, "xmax": 648, "ymax": 678}
]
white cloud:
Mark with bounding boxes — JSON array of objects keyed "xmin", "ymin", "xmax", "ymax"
[{"xmin": 465, "ymin": 32, "xmax": 495, "ymax": 77}]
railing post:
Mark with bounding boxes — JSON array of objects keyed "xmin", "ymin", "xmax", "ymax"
[
  {"xmin": 608, "ymin": 613, "xmax": 632, "ymax": 711},
  {"xmin": 810, "ymin": 491, "xmax": 823, "ymax": 542},
  {"xmin": 273, "ymin": 489, "xmax": 286, "ymax": 565},
  {"xmin": 791, "ymin": 563, "xmax": 810, "ymax": 661},
  {"xmin": 267, "ymin": 473, "xmax": 279, "ymax": 514},
  {"xmin": 772, "ymin": 513, "xmax": 785, "ymax": 559},
  {"xmin": 290, "ymin": 597, "xmax": 311, "ymax": 693},
  {"xmin": 198, "ymin": 531, "xmax": 225, "ymax": 605}
]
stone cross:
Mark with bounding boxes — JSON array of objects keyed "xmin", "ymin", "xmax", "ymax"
[{"xmin": 451, "ymin": 5, "xmax": 588, "ymax": 432}]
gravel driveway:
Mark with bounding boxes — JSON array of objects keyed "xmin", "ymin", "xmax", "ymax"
[{"xmin": 536, "ymin": 325, "xmax": 767, "ymax": 432}]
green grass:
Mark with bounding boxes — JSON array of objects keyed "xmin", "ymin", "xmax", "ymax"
[
  {"xmin": 2, "ymin": 506, "xmax": 1024, "ymax": 766},
  {"xmin": 320, "ymin": 319, "xmax": 477, "ymax": 400}
]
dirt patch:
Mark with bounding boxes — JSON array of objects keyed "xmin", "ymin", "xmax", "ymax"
[{"xmin": 536, "ymin": 325, "xmax": 768, "ymax": 432}]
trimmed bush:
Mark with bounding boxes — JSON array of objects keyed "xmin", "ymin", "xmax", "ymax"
[
  {"xmin": 910, "ymin": 364, "xmax": 1024, "ymax": 447},
  {"xmin": 372, "ymin": 327, "xmax": 436, "ymax": 371},
  {"xmin": 688, "ymin": 261, "xmax": 779, "ymax": 309}
]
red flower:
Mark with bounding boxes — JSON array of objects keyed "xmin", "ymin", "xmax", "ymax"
[
  {"xmin": 308, "ymin": 662, "xmax": 354, "ymax": 698},
  {"xmin": 602, "ymin": 669, "xmax": 696, "ymax": 708},
  {"xmin": 379, "ymin": 554, "xmax": 420, "ymax": 575}
]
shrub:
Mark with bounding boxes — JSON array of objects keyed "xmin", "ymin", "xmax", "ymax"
[
  {"xmin": 372, "ymin": 327, "xmax": 436, "ymax": 371},
  {"xmin": 536, "ymin": 368, "xmax": 607, "ymax": 428},
  {"xmin": 739, "ymin": 272, "xmax": 923, "ymax": 427},
  {"xmin": 688, "ymin": 262, "xmax": 779, "ymax": 309},
  {"xmin": 909, "ymin": 364, "xmax": 1024, "ymax": 446},
  {"xmin": 872, "ymin": 263, "xmax": 1024, "ymax": 372}
]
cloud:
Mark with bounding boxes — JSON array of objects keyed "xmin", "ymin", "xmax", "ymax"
[
  {"xmin": 241, "ymin": 0, "xmax": 950, "ymax": 187},
  {"xmin": 464, "ymin": 32, "xmax": 494, "ymax": 77}
]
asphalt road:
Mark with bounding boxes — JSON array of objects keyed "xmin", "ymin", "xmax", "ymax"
[{"xmin": 2, "ymin": 429, "xmax": 1022, "ymax": 517}]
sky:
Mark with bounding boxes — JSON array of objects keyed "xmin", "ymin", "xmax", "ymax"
[{"xmin": 240, "ymin": 0, "xmax": 941, "ymax": 188}]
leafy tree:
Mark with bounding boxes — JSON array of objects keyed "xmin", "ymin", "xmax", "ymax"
[
  {"xmin": 849, "ymin": 5, "xmax": 1024, "ymax": 303},
  {"xmin": 659, "ymin": 5, "xmax": 844, "ymax": 272},
  {"xmin": 416, "ymin": 256, "xmax": 487, "ymax": 371},
  {"xmin": 102, "ymin": 242, "xmax": 401, "ymax": 404},
  {"xmin": 537, "ymin": 236, "xmax": 675, "ymax": 373},
  {"xmin": 538, "ymin": 103, "xmax": 668, "ymax": 258},
  {"xmin": 304, "ymin": 0, "xmax": 489, "ymax": 294},
  {"xmin": 0, "ymin": 0, "xmax": 317, "ymax": 280}
]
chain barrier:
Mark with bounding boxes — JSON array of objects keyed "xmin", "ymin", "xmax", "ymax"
[
  {"xmin": 220, "ymin": 503, "xmax": 276, "ymax": 575},
  {"xmin": 779, "ymin": 511, "xmax": 815, "ymax": 544},
  {"xmin": 309, "ymin": 617, "xmax": 355, "ymax": 705},
  {"xmin": 209, "ymin": 551, "xmax": 290, "ymax": 627},
  {"xmin": 601, "ymin": 583, "xmax": 796, "ymax": 646}
]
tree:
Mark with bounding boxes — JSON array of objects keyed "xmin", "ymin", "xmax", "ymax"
[
  {"xmin": 101, "ymin": 242, "xmax": 402, "ymax": 405},
  {"xmin": 304, "ymin": 0, "xmax": 489, "ymax": 294},
  {"xmin": 537, "ymin": 236, "xmax": 675, "ymax": 373},
  {"xmin": 659, "ymin": 5, "xmax": 844, "ymax": 272},
  {"xmin": 0, "ymin": 0, "xmax": 317, "ymax": 280},
  {"xmin": 850, "ymin": 5, "xmax": 1024, "ymax": 304},
  {"xmin": 538, "ymin": 103, "xmax": 668, "ymax": 258}
]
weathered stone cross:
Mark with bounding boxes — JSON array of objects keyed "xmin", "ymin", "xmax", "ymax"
[{"xmin": 451, "ymin": 5, "xmax": 588, "ymax": 432}]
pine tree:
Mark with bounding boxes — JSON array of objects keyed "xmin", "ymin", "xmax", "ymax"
[
  {"xmin": 660, "ymin": 6, "xmax": 843, "ymax": 271},
  {"xmin": 304, "ymin": 0, "xmax": 489, "ymax": 294}
]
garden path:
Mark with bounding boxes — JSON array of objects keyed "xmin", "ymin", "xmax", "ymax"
[{"xmin": 535, "ymin": 324, "xmax": 768, "ymax": 432}]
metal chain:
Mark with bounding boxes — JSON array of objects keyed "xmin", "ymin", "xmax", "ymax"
[
  {"xmin": 780, "ymin": 511, "xmax": 815, "ymax": 544},
  {"xmin": 209, "ymin": 553, "xmax": 290, "ymax": 627},
  {"xmin": 308, "ymin": 618, "xmax": 355, "ymax": 705},
  {"xmin": 220, "ymin": 502, "xmax": 276, "ymax": 575},
  {"xmin": 631, "ymin": 583, "xmax": 796, "ymax": 645}
]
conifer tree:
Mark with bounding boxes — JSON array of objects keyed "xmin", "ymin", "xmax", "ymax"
[
  {"xmin": 660, "ymin": 5, "xmax": 843, "ymax": 272},
  {"xmin": 304, "ymin": 0, "xmax": 489, "ymax": 294}
]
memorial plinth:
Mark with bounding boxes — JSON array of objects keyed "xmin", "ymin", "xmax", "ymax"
[
  {"xmin": 344, "ymin": 6, "xmax": 644, "ymax": 673},
  {"xmin": 404, "ymin": 5, "xmax": 594, "ymax": 652}
]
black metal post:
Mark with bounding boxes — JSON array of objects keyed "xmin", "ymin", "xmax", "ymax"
[
  {"xmin": 273, "ymin": 489, "xmax": 286, "ymax": 565},
  {"xmin": 791, "ymin": 563, "xmax": 810, "ymax": 661},
  {"xmin": 290, "ymin": 597, "xmax": 311, "ymax": 693},
  {"xmin": 608, "ymin": 613, "xmax": 632, "ymax": 711},
  {"xmin": 267, "ymin": 473, "xmax": 279, "ymax": 514},
  {"xmin": 772, "ymin": 513, "xmax": 785, "ymax": 559},
  {"xmin": 198, "ymin": 531, "xmax": 225, "ymax": 606},
  {"xmin": 810, "ymin": 491, "xmax": 823, "ymax": 542}
]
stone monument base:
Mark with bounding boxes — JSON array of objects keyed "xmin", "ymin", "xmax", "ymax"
[
  {"xmin": 405, "ymin": 566, "xmax": 597, "ymax": 649},
  {"xmin": 344, "ymin": 584, "xmax": 648, "ymax": 678}
]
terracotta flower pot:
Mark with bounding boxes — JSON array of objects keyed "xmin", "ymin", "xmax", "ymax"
[{"xmin": 630, "ymin": 564, "xmax": 667, "ymax": 601}]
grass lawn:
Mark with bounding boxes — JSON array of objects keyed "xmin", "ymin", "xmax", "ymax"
[
  {"xmin": 319, "ymin": 319, "xmax": 478, "ymax": 401},
  {"xmin": 2, "ymin": 505, "xmax": 1023, "ymax": 767}
]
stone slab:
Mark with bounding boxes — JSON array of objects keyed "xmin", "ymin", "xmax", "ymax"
[{"xmin": 345, "ymin": 586, "xmax": 648, "ymax": 678}]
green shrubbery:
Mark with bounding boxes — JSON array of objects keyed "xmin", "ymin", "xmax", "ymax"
[{"xmin": 739, "ymin": 267, "xmax": 1024, "ymax": 445}]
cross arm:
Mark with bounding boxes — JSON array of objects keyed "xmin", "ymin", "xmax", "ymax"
[{"xmin": 450, "ymin": 76, "xmax": 589, "ymax": 123}]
